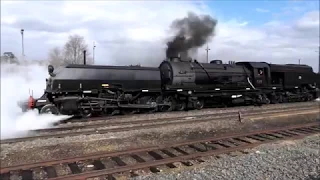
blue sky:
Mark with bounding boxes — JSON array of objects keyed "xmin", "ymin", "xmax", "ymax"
[
  {"xmin": 205, "ymin": 0, "xmax": 319, "ymax": 26},
  {"xmin": 1, "ymin": 0, "xmax": 319, "ymax": 71}
]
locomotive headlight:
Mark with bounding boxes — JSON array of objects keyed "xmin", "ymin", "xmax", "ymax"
[{"xmin": 188, "ymin": 90, "xmax": 192, "ymax": 94}]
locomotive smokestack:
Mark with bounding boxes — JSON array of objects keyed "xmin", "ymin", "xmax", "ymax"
[
  {"xmin": 166, "ymin": 12, "xmax": 217, "ymax": 61},
  {"xmin": 83, "ymin": 50, "xmax": 86, "ymax": 65}
]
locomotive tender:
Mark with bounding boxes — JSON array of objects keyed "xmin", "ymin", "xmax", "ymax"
[{"xmin": 24, "ymin": 54, "xmax": 320, "ymax": 117}]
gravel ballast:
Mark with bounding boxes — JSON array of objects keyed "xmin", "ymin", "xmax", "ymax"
[
  {"xmin": 59, "ymin": 101, "xmax": 320, "ymax": 128},
  {"xmin": 131, "ymin": 134, "xmax": 320, "ymax": 180},
  {"xmin": 1, "ymin": 105, "xmax": 319, "ymax": 167}
]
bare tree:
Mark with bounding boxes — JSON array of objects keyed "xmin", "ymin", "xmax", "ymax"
[
  {"xmin": 63, "ymin": 34, "xmax": 93, "ymax": 65},
  {"xmin": 47, "ymin": 34, "xmax": 93, "ymax": 66}
]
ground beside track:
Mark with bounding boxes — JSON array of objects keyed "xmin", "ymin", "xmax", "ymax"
[
  {"xmin": 1, "ymin": 103, "xmax": 319, "ymax": 167},
  {"xmin": 58, "ymin": 101, "xmax": 319, "ymax": 128},
  {"xmin": 129, "ymin": 134, "xmax": 320, "ymax": 180}
]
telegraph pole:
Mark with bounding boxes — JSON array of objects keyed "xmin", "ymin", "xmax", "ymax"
[
  {"xmin": 21, "ymin": 29, "xmax": 25, "ymax": 61},
  {"xmin": 205, "ymin": 44, "xmax": 210, "ymax": 63},
  {"xmin": 93, "ymin": 42, "xmax": 95, "ymax": 64}
]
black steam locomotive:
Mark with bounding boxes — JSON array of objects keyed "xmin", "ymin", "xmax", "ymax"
[{"xmin": 23, "ymin": 54, "xmax": 320, "ymax": 117}]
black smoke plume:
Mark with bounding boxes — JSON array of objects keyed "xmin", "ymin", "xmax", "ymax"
[{"xmin": 166, "ymin": 12, "xmax": 217, "ymax": 60}]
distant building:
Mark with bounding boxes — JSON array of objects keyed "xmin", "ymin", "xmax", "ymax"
[
  {"xmin": 0, "ymin": 52, "xmax": 18, "ymax": 64},
  {"xmin": 0, "ymin": 52, "xmax": 50, "ymax": 66}
]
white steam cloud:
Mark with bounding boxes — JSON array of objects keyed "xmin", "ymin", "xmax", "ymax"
[{"xmin": 1, "ymin": 63, "xmax": 70, "ymax": 140}]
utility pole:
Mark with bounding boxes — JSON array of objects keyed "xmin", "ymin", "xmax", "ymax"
[
  {"xmin": 205, "ymin": 44, "xmax": 210, "ymax": 63},
  {"xmin": 93, "ymin": 41, "xmax": 96, "ymax": 64},
  {"xmin": 298, "ymin": 59, "xmax": 300, "ymax": 65},
  {"xmin": 21, "ymin": 29, "xmax": 24, "ymax": 61},
  {"xmin": 318, "ymin": 46, "xmax": 320, "ymax": 73},
  {"xmin": 316, "ymin": 46, "xmax": 320, "ymax": 73}
]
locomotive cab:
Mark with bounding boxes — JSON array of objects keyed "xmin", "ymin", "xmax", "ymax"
[{"xmin": 236, "ymin": 62, "xmax": 271, "ymax": 88}]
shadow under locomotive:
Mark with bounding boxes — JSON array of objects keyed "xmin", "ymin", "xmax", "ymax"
[{"xmin": 18, "ymin": 53, "xmax": 320, "ymax": 118}]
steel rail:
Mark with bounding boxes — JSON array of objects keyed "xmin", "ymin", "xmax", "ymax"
[
  {"xmin": 1, "ymin": 107, "xmax": 318, "ymax": 144},
  {"xmin": 58, "ymin": 101, "xmax": 319, "ymax": 124},
  {"xmin": 1, "ymin": 122, "xmax": 319, "ymax": 180},
  {"xmin": 34, "ymin": 106, "xmax": 318, "ymax": 133}
]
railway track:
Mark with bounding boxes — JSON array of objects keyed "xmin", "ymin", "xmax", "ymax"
[
  {"xmin": 1, "ymin": 122, "xmax": 319, "ymax": 180},
  {"xmin": 1, "ymin": 106, "xmax": 318, "ymax": 144},
  {"xmin": 58, "ymin": 101, "xmax": 319, "ymax": 124},
  {"xmin": 36, "ymin": 106, "xmax": 318, "ymax": 132}
]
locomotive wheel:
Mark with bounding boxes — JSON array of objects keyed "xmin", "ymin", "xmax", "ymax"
[
  {"xmin": 270, "ymin": 94, "xmax": 278, "ymax": 104},
  {"xmin": 264, "ymin": 97, "xmax": 271, "ymax": 104},
  {"xmin": 255, "ymin": 95, "xmax": 263, "ymax": 106},
  {"xmin": 306, "ymin": 94, "xmax": 313, "ymax": 101},
  {"xmin": 40, "ymin": 104, "xmax": 60, "ymax": 115},
  {"xmin": 146, "ymin": 97, "xmax": 158, "ymax": 113},
  {"xmin": 81, "ymin": 110, "xmax": 92, "ymax": 118},
  {"xmin": 278, "ymin": 94, "xmax": 283, "ymax": 103},
  {"xmin": 175, "ymin": 101, "xmax": 186, "ymax": 111},
  {"xmin": 281, "ymin": 95, "xmax": 288, "ymax": 103},
  {"xmin": 262, "ymin": 94, "xmax": 270, "ymax": 104},
  {"xmin": 158, "ymin": 96, "xmax": 175, "ymax": 112},
  {"xmin": 194, "ymin": 99, "xmax": 204, "ymax": 110}
]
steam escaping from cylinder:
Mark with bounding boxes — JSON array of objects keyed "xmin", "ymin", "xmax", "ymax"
[
  {"xmin": 166, "ymin": 12, "xmax": 218, "ymax": 60},
  {"xmin": 0, "ymin": 63, "xmax": 70, "ymax": 140}
]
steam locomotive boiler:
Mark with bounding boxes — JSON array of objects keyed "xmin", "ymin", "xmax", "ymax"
[
  {"xmin": 159, "ymin": 56, "xmax": 319, "ymax": 109},
  {"xmin": 36, "ymin": 64, "xmax": 163, "ymax": 116},
  {"xmin": 22, "ymin": 54, "xmax": 320, "ymax": 117},
  {"xmin": 159, "ymin": 57, "xmax": 261, "ymax": 108}
]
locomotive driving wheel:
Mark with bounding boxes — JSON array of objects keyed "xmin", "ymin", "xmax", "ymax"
[
  {"xmin": 40, "ymin": 104, "xmax": 60, "ymax": 115},
  {"xmin": 270, "ymin": 93, "xmax": 279, "ymax": 104},
  {"xmin": 194, "ymin": 99, "xmax": 204, "ymax": 110},
  {"xmin": 146, "ymin": 97, "xmax": 158, "ymax": 113},
  {"xmin": 157, "ymin": 96, "xmax": 176, "ymax": 112},
  {"xmin": 277, "ymin": 94, "xmax": 284, "ymax": 103},
  {"xmin": 262, "ymin": 94, "xmax": 270, "ymax": 104},
  {"xmin": 175, "ymin": 101, "xmax": 186, "ymax": 111},
  {"xmin": 306, "ymin": 94, "xmax": 313, "ymax": 101},
  {"xmin": 81, "ymin": 109, "xmax": 92, "ymax": 118}
]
